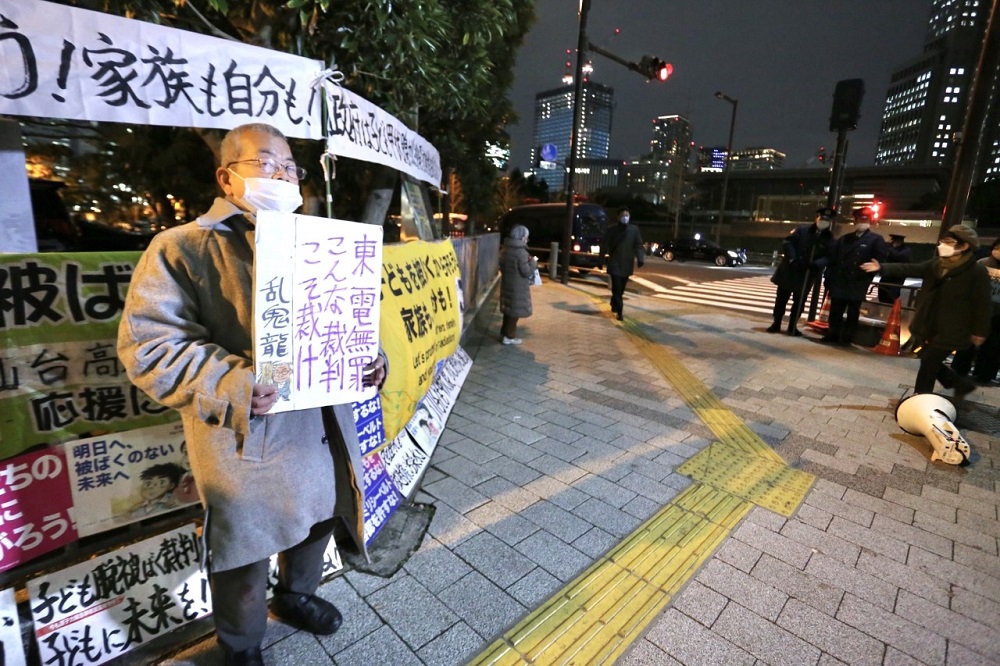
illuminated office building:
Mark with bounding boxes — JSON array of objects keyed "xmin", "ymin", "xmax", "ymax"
[
  {"xmin": 729, "ymin": 147, "xmax": 786, "ymax": 171},
  {"xmin": 529, "ymin": 79, "xmax": 614, "ymax": 193},
  {"xmin": 875, "ymin": 0, "xmax": 999, "ymax": 181}
]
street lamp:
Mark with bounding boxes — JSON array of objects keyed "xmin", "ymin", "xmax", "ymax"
[{"xmin": 715, "ymin": 91, "xmax": 737, "ymax": 244}]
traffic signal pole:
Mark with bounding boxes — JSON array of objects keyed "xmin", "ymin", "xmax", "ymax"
[{"xmin": 561, "ymin": 0, "xmax": 590, "ymax": 284}]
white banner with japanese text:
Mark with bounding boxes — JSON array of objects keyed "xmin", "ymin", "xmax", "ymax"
[
  {"xmin": 323, "ymin": 84, "xmax": 442, "ymax": 187},
  {"xmin": 253, "ymin": 212, "xmax": 383, "ymax": 412},
  {"xmin": 0, "ymin": 587, "xmax": 27, "ymax": 666},
  {"xmin": 28, "ymin": 524, "xmax": 209, "ymax": 666},
  {"xmin": 0, "ymin": 0, "xmax": 323, "ymax": 139}
]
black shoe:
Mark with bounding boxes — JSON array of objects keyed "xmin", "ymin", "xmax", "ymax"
[
  {"xmin": 616, "ymin": 313, "xmax": 624, "ymax": 321},
  {"xmin": 765, "ymin": 323, "xmax": 781, "ymax": 333},
  {"xmin": 953, "ymin": 377, "xmax": 976, "ymax": 400},
  {"xmin": 270, "ymin": 593, "xmax": 343, "ymax": 635},
  {"xmin": 224, "ymin": 646, "xmax": 264, "ymax": 666},
  {"xmin": 788, "ymin": 328, "xmax": 803, "ymax": 337},
  {"xmin": 819, "ymin": 334, "xmax": 838, "ymax": 344}
]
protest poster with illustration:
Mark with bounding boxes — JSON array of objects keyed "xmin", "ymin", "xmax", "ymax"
[
  {"xmin": 253, "ymin": 212, "xmax": 383, "ymax": 413},
  {"xmin": 378, "ymin": 241, "xmax": 462, "ymax": 441},
  {"xmin": 28, "ymin": 524, "xmax": 209, "ymax": 666},
  {"xmin": 64, "ymin": 422, "xmax": 198, "ymax": 536},
  {"xmin": 0, "ymin": 447, "xmax": 77, "ymax": 573}
]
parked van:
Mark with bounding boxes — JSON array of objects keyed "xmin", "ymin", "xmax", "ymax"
[{"xmin": 499, "ymin": 203, "xmax": 608, "ymax": 270}]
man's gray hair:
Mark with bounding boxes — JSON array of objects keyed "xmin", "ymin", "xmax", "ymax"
[
  {"xmin": 220, "ymin": 123, "xmax": 287, "ymax": 167},
  {"xmin": 509, "ymin": 224, "xmax": 529, "ymax": 241}
]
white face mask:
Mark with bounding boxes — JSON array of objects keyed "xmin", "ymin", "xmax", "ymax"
[
  {"xmin": 854, "ymin": 223, "xmax": 870, "ymax": 233},
  {"xmin": 620, "ymin": 215, "xmax": 630, "ymax": 224},
  {"xmin": 229, "ymin": 170, "xmax": 302, "ymax": 215},
  {"xmin": 816, "ymin": 220, "xmax": 831, "ymax": 230},
  {"xmin": 937, "ymin": 242, "xmax": 957, "ymax": 258}
]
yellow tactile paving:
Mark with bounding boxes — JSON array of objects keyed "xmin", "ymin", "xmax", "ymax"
[
  {"xmin": 469, "ymin": 484, "xmax": 751, "ymax": 666},
  {"xmin": 467, "ymin": 290, "xmax": 814, "ymax": 665}
]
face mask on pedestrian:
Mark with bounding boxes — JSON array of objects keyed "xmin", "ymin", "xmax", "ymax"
[
  {"xmin": 619, "ymin": 214, "xmax": 630, "ymax": 224},
  {"xmin": 854, "ymin": 223, "xmax": 870, "ymax": 233},
  {"xmin": 228, "ymin": 170, "xmax": 303, "ymax": 215},
  {"xmin": 816, "ymin": 219, "xmax": 831, "ymax": 230},
  {"xmin": 937, "ymin": 242, "xmax": 958, "ymax": 258}
]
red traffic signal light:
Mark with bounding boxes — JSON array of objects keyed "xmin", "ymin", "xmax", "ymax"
[{"xmin": 637, "ymin": 56, "xmax": 672, "ymax": 81}]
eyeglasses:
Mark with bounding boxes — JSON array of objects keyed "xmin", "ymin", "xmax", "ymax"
[{"xmin": 227, "ymin": 158, "xmax": 306, "ymax": 181}]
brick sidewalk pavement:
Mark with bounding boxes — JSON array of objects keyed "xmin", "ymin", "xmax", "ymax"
[{"xmin": 160, "ymin": 278, "xmax": 1000, "ymax": 666}]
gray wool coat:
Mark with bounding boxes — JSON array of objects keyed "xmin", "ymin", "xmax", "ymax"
[
  {"xmin": 117, "ymin": 198, "xmax": 368, "ymax": 572},
  {"xmin": 501, "ymin": 237, "xmax": 537, "ymax": 318}
]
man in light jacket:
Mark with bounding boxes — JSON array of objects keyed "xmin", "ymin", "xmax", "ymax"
[{"xmin": 118, "ymin": 123, "xmax": 386, "ymax": 666}]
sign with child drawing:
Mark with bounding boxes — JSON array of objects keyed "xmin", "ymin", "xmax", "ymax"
[
  {"xmin": 253, "ymin": 212, "xmax": 383, "ymax": 412},
  {"xmin": 65, "ymin": 422, "xmax": 198, "ymax": 536}
]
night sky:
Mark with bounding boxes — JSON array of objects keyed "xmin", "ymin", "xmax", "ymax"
[{"xmin": 506, "ymin": 0, "xmax": 932, "ymax": 172}]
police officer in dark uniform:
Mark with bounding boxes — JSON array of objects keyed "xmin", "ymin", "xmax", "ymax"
[
  {"xmin": 877, "ymin": 233, "xmax": 912, "ymax": 304},
  {"xmin": 768, "ymin": 207, "xmax": 834, "ymax": 336},
  {"xmin": 820, "ymin": 207, "xmax": 888, "ymax": 346}
]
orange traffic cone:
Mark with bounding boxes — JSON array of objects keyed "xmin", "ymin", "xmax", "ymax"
[
  {"xmin": 872, "ymin": 298, "xmax": 902, "ymax": 356},
  {"xmin": 807, "ymin": 294, "xmax": 831, "ymax": 331}
]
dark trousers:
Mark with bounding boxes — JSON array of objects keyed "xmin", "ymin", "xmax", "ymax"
[
  {"xmin": 772, "ymin": 286, "xmax": 807, "ymax": 330},
  {"xmin": 915, "ymin": 345, "xmax": 964, "ymax": 394},
  {"xmin": 827, "ymin": 298, "xmax": 862, "ymax": 343},
  {"xmin": 609, "ymin": 275, "xmax": 629, "ymax": 315},
  {"xmin": 210, "ymin": 518, "xmax": 336, "ymax": 653},
  {"xmin": 501, "ymin": 314, "xmax": 519, "ymax": 339},
  {"xmin": 950, "ymin": 313, "xmax": 1000, "ymax": 382}
]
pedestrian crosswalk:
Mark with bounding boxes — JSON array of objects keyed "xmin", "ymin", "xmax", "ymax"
[{"xmin": 645, "ymin": 275, "xmax": 785, "ymax": 317}]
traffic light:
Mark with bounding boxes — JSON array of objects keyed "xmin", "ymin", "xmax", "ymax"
[
  {"xmin": 870, "ymin": 200, "xmax": 883, "ymax": 221},
  {"xmin": 829, "ymin": 78, "xmax": 865, "ymax": 131},
  {"xmin": 636, "ymin": 56, "xmax": 672, "ymax": 81}
]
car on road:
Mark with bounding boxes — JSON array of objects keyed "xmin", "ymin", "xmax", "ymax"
[{"xmin": 655, "ymin": 237, "xmax": 747, "ymax": 267}]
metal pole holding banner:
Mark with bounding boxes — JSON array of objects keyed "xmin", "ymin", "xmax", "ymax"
[{"xmin": 561, "ymin": 0, "xmax": 591, "ymax": 284}]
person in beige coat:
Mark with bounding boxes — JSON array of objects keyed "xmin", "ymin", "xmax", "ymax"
[{"xmin": 117, "ymin": 123, "xmax": 386, "ymax": 666}]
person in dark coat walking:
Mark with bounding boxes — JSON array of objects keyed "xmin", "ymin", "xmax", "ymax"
[
  {"xmin": 601, "ymin": 206, "xmax": 644, "ymax": 321},
  {"xmin": 877, "ymin": 234, "xmax": 913, "ymax": 304},
  {"xmin": 862, "ymin": 224, "xmax": 991, "ymax": 397},
  {"xmin": 768, "ymin": 207, "xmax": 834, "ymax": 336},
  {"xmin": 949, "ymin": 236, "xmax": 1000, "ymax": 383},
  {"xmin": 500, "ymin": 224, "xmax": 537, "ymax": 345},
  {"xmin": 820, "ymin": 207, "xmax": 888, "ymax": 345}
]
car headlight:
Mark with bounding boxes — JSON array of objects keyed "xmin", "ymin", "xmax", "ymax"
[{"xmin": 727, "ymin": 250, "xmax": 738, "ymax": 258}]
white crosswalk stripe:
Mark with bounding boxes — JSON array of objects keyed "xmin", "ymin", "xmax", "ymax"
[{"xmin": 651, "ymin": 275, "xmax": 784, "ymax": 316}]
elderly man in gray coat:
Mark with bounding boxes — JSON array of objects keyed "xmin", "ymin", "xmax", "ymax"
[{"xmin": 118, "ymin": 123, "xmax": 386, "ymax": 666}]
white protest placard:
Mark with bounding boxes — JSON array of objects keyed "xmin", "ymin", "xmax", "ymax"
[
  {"xmin": 404, "ymin": 345, "xmax": 472, "ymax": 456},
  {"xmin": 0, "ymin": 587, "xmax": 27, "ymax": 666},
  {"xmin": 28, "ymin": 524, "xmax": 209, "ymax": 666},
  {"xmin": 323, "ymin": 83, "xmax": 442, "ymax": 187},
  {"xmin": 254, "ymin": 212, "xmax": 383, "ymax": 412},
  {"xmin": 64, "ymin": 423, "xmax": 198, "ymax": 537},
  {"xmin": 0, "ymin": 0, "xmax": 323, "ymax": 138}
]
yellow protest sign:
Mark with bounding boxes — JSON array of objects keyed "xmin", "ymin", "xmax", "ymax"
[{"xmin": 379, "ymin": 241, "xmax": 462, "ymax": 441}]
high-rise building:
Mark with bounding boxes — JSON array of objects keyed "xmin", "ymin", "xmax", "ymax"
[
  {"xmin": 875, "ymin": 0, "xmax": 998, "ymax": 181},
  {"xmin": 641, "ymin": 115, "xmax": 692, "ymax": 214},
  {"xmin": 729, "ymin": 147, "xmax": 786, "ymax": 171},
  {"xmin": 696, "ymin": 146, "xmax": 728, "ymax": 172},
  {"xmin": 529, "ymin": 80, "xmax": 614, "ymax": 193}
]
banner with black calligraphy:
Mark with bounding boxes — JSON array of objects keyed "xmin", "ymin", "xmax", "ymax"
[
  {"xmin": 253, "ymin": 212, "xmax": 383, "ymax": 412},
  {"xmin": 0, "ymin": 0, "xmax": 322, "ymax": 139},
  {"xmin": 65, "ymin": 423, "xmax": 198, "ymax": 537},
  {"xmin": 0, "ymin": 587, "xmax": 27, "ymax": 666},
  {"xmin": 322, "ymin": 84, "xmax": 442, "ymax": 187},
  {"xmin": 0, "ymin": 446, "xmax": 76, "ymax": 573},
  {"xmin": 378, "ymin": 241, "xmax": 462, "ymax": 441},
  {"xmin": 28, "ymin": 524, "xmax": 209, "ymax": 666},
  {"xmin": 0, "ymin": 252, "xmax": 176, "ymax": 458}
]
